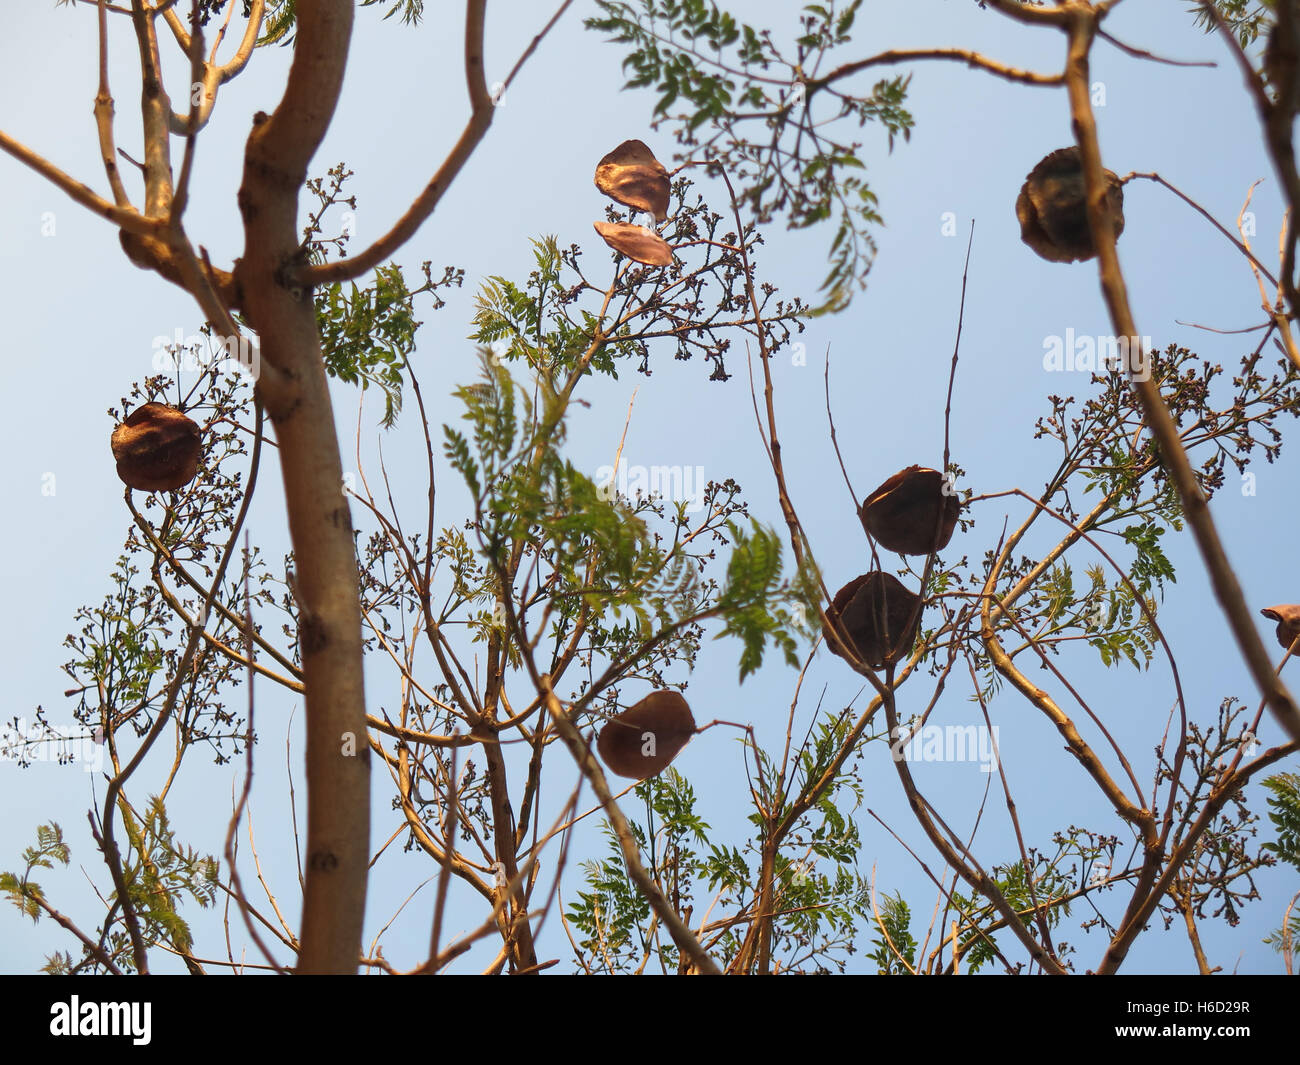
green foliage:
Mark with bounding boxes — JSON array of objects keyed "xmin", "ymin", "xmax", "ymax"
[
  {"xmin": 715, "ymin": 520, "xmax": 814, "ymax": 681},
  {"xmin": 0, "ymin": 823, "xmax": 70, "ymax": 921},
  {"xmin": 472, "ymin": 237, "xmax": 633, "ymax": 381},
  {"xmin": 258, "ymin": 0, "xmax": 297, "ymax": 45},
  {"xmin": 567, "ymin": 821, "xmax": 656, "ymax": 970},
  {"xmin": 866, "ymin": 891, "xmax": 917, "ymax": 974},
  {"xmin": 594, "ymin": 1, "xmax": 755, "ymax": 126},
  {"xmin": 120, "ymin": 797, "xmax": 219, "ymax": 959},
  {"xmin": 567, "ymin": 773, "xmax": 712, "ymax": 972},
  {"xmin": 360, "ymin": 0, "xmax": 425, "ymax": 25},
  {"xmin": 950, "ymin": 858, "xmax": 1073, "ymax": 974},
  {"xmin": 1189, "ymin": 1, "xmax": 1274, "ymax": 46},
  {"xmin": 570, "ymin": 693, "xmax": 874, "ymax": 973},
  {"xmin": 1118, "ymin": 524, "xmax": 1176, "ymax": 595},
  {"xmin": 443, "ymin": 351, "xmax": 716, "ymax": 671},
  {"xmin": 1262, "ymin": 910, "xmax": 1300, "ymax": 958},
  {"xmin": 471, "ymin": 197, "xmax": 807, "ymax": 384},
  {"xmin": 1260, "ymin": 776, "xmax": 1300, "ymax": 957},
  {"xmin": 587, "ymin": 0, "xmax": 912, "ymax": 312},
  {"xmin": 761, "ymin": 849, "xmax": 869, "ymax": 969},
  {"xmin": 305, "ymin": 164, "xmax": 463, "ymax": 428},
  {"xmin": 751, "ymin": 708, "xmax": 868, "ymax": 837},
  {"xmin": 1077, "ymin": 564, "xmax": 1158, "ymax": 670},
  {"xmin": 570, "ymin": 765, "xmax": 871, "ymax": 973},
  {"xmin": 60, "ymin": 547, "xmax": 243, "ymax": 762},
  {"xmin": 441, "ymin": 222, "xmax": 810, "ymax": 689},
  {"xmin": 316, "ymin": 265, "xmax": 422, "ymax": 429},
  {"xmin": 3, "ymin": 808, "xmax": 217, "ymax": 974},
  {"xmin": 260, "ymin": 0, "xmax": 421, "ymax": 46},
  {"xmin": 999, "ymin": 560, "xmax": 1158, "ymax": 674},
  {"xmin": 1262, "ymin": 772, "xmax": 1300, "ymax": 871}
]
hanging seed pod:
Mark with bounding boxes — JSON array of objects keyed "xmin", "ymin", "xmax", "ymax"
[
  {"xmin": 859, "ymin": 465, "xmax": 960, "ymax": 556},
  {"xmin": 110, "ymin": 402, "xmax": 202, "ymax": 492},
  {"xmin": 593, "ymin": 220, "xmax": 674, "ymax": 266},
  {"xmin": 597, "ymin": 690, "xmax": 696, "ymax": 781},
  {"xmin": 594, "ymin": 139, "xmax": 671, "ymax": 222},
  {"xmin": 825, "ymin": 572, "xmax": 922, "ymax": 669},
  {"xmin": 1261, "ymin": 605, "xmax": 1300, "ymax": 651},
  {"xmin": 1016, "ymin": 146, "xmax": 1124, "ymax": 263}
]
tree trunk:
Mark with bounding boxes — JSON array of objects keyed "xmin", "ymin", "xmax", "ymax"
[{"xmin": 235, "ymin": 0, "xmax": 369, "ymax": 974}]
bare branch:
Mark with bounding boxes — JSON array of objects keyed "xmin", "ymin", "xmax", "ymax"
[
  {"xmin": 809, "ymin": 46, "xmax": 1062, "ymax": 92},
  {"xmin": 1097, "ymin": 27, "xmax": 1215, "ymax": 67},
  {"xmin": 982, "ymin": 0, "xmax": 1069, "ymax": 26},
  {"xmin": 0, "ymin": 128, "xmax": 160, "ymax": 236},
  {"xmin": 1062, "ymin": 5, "xmax": 1300, "ymax": 746},
  {"xmin": 301, "ymin": 0, "xmax": 573, "ymax": 287}
]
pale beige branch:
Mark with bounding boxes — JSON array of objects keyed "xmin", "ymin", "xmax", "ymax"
[
  {"xmin": 1063, "ymin": 5, "xmax": 1300, "ymax": 747},
  {"xmin": 810, "ymin": 47, "xmax": 1061, "ymax": 92},
  {"xmin": 0, "ymin": 129, "xmax": 161, "ymax": 236},
  {"xmin": 301, "ymin": 0, "xmax": 573, "ymax": 287}
]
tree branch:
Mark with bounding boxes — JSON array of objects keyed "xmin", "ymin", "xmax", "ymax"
[
  {"xmin": 300, "ymin": 0, "xmax": 573, "ymax": 287},
  {"xmin": 234, "ymin": 0, "xmax": 368, "ymax": 975},
  {"xmin": 0, "ymin": 128, "xmax": 160, "ymax": 237},
  {"xmin": 808, "ymin": 46, "xmax": 1062, "ymax": 93},
  {"xmin": 1060, "ymin": 4, "xmax": 1300, "ymax": 747}
]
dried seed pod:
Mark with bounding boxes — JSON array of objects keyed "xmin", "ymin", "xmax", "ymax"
[
  {"xmin": 859, "ymin": 466, "xmax": 960, "ymax": 556},
  {"xmin": 825, "ymin": 572, "xmax": 922, "ymax": 669},
  {"xmin": 593, "ymin": 220, "xmax": 674, "ymax": 266},
  {"xmin": 110, "ymin": 402, "xmax": 202, "ymax": 492},
  {"xmin": 1016, "ymin": 146, "xmax": 1124, "ymax": 263},
  {"xmin": 1261, "ymin": 604, "xmax": 1300, "ymax": 651},
  {"xmin": 594, "ymin": 139, "xmax": 671, "ymax": 222},
  {"xmin": 597, "ymin": 690, "xmax": 696, "ymax": 781}
]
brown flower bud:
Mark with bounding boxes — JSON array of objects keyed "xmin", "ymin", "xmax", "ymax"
[
  {"xmin": 1016, "ymin": 146, "xmax": 1124, "ymax": 263},
  {"xmin": 597, "ymin": 690, "xmax": 696, "ymax": 781},
  {"xmin": 859, "ymin": 466, "xmax": 960, "ymax": 556},
  {"xmin": 825, "ymin": 572, "xmax": 922, "ymax": 669},
  {"xmin": 110, "ymin": 402, "xmax": 202, "ymax": 492}
]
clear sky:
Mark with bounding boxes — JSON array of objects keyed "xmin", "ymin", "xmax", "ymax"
[{"xmin": 1, "ymin": 1, "xmax": 1296, "ymax": 974}]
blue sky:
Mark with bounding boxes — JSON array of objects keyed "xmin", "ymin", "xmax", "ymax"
[{"xmin": 1, "ymin": 0, "xmax": 1297, "ymax": 974}]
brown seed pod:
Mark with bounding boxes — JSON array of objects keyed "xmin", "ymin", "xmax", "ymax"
[
  {"xmin": 597, "ymin": 690, "xmax": 697, "ymax": 781},
  {"xmin": 859, "ymin": 466, "xmax": 960, "ymax": 556},
  {"xmin": 593, "ymin": 220, "xmax": 674, "ymax": 267},
  {"xmin": 825, "ymin": 572, "xmax": 922, "ymax": 669},
  {"xmin": 1261, "ymin": 604, "xmax": 1300, "ymax": 651},
  {"xmin": 594, "ymin": 139, "xmax": 671, "ymax": 222},
  {"xmin": 1016, "ymin": 146, "xmax": 1124, "ymax": 263},
  {"xmin": 110, "ymin": 402, "xmax": 202, "ymax": 492}
]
